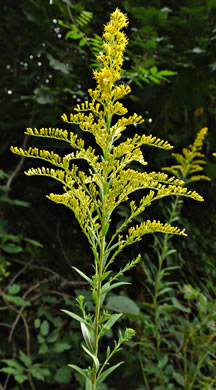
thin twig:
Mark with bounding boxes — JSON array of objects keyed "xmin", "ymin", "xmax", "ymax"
[
  {"xmin": 8, "ymin": 281, "xmax": 40, "ymax": 343},
  {"xmin": 2, "ymin": 374, "xmax": 10, "ymax": 390},
  {"xmin": 3, "ymin": 259, "xmax": 34, "ymax": 294},
  {"xmin": 6, "ymin": 101, "xmax": 36, "ymax": 190},
  {"xmin": 2, "ymin": 296, "xmax": 36, "ymax": 390},
  {"xmin": 10, "ymin": 257, "xmax": 88, "ymax": 286}
]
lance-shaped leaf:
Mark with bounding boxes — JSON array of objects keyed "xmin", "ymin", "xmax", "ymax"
[
  {"xmin": 101, "ymin": 281, "xmax": 131, "ymax": 296},
  {"xmin": 72, "ymin": 266, "xmax": 92, "ymax": 285},
  {"xmin": 68, "ymin": 364, "xmax": 89, "ymax": 380},
  {"xmin": 97, "ymin": 362, "xmax": 124, "ymax": 385},
  {"xmin": 81, "ymin": 322, "xmax": 94, "ymax": 351},
  {"xmin": 82, "ymin": 344, "xmax": 100, "ymax": 371},
  {"xmin": 85, "ymin": 377, "xmax": 93, "ymax": 390},
  {"xmin": 99, "ymin": 313, "xmax": 122, "ymax": 338},
  {"xmin": 61, "ymin": 309, "xmax": 92, "ymax": 329}
]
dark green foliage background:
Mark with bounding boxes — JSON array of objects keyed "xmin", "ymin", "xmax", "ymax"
[{"xmin": 1, "ymin": 0, "xmax": 216, "ymax": 389}]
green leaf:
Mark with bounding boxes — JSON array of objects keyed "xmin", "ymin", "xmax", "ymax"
[
  {"xmin": 101, "ymin": 281, "xmax": 130, "ymax": 295},
  {"xmin": 2, "ymin": 234, "xmax": 20, "ymax": 244},
  {"xmin": 54, "ymin": 366, "xmax": 73, "ymax": 384},
  {"xmin": 52, "ymin": 342, "xmax": 71, "ymax": 353},
  {"xmin": 58, "ymin": 19, "xmax": 70, "ymax": 29},
  {"xmin": 19, "ymin": 350, "xmax": 32, "ymax": 367},
  {"xmin": 1, "ymin": 359, "xmax": 24, "ymax": 371},
  {"xmin": 8, "ymin": 284, "xmax": 20, "ymax": 295},
  {"xmin": 29, "ymin": 365, "xmax": 50, "ymax": 380},
  {"xmin": 0, "ymin": 367, "xmax": 20, "ymax": 375},
  {"xmin": 3, "ymin": 294, "xmax": 30, "ymax": 307},
  {"xmin": 158, "ymin": 287, "xmax": 173, "ymax": 297},
  {"xmin": 82, "ymin": 344, "xmax": 100, "ymax": 371},
  {"xmin": 81, "ymin": 322, "xmax": 94, "ymax": 350},
  {"xmin": 65, "ymin": 27, "xmax": 82, "ymax": 40},
  {"xmin": 158, "ymin": 354, "xmax": 168, "ymax": 369},
  {"xmin": 38, "ymin": 343, "xmax": 49, "ymax": 354},
  {"xmin": 25, "ymin": 238, "xmax": 43, "ymax": 248},
  {"xmin": 68, "ymin": 364, "xmax": 89, "ymax": 380},
  {"xmin": 72, "ymin": 266, "xmax": 92, "ymax": 284},
  {"xmin": 40, "ymin": 320, "xmax": 50, "ymax": 336},
  {"xmin": 79, "ymin": 38, "xmax": 87, "ymax": 47},
  {"xmin": 2, "ymin": 243, "xmax": 23, "ymax": 253},
  {"xmin": 103, "ymin": 313, "xmax": 122, "ymax": 331},
  {"xmin": 29, "ymin": 366, "xmax": 44, "ymax": 381},
  {"xmin": 0, "ymin": 169, "xmax": 8, "ymax": 179},
  {"xmin": 158, "ymin": 70, "xmax": 177, "ymax": 76},
  {"xmin": 97, "ymin": 362, "xmax": 124, "ymax": 385},
  {"xmin": 61, "ymin": 309, "xmax": 92, "ymax": 328},
  {"xmin": 47, "ymin": 329, "xmax": 59, "ymax": 343},
  {"xmin": 150, "ymin": 66, "xmax": 158, "ymax": 75},
  {"xmin": 148, "ymin": 75, "xmax": 161, "ymax": 84},
  {"xmin": 37, "ymin": 334, "xmax": 45, "ymax": 344},
  {"xmin": 99, "ymin": 313, "xmax": 122, "ymax": 338},
  {"xmin": 36, "ymin": 95, "xmax": 54, "ymax": 105},
  {"xmin": 173, "ymin": 371, "xmax": 185, "ymax": 386},
  {"xmin": 171, "ymin": 297, "xmax": 191, "ymax": 313},
  {"xmin": 47, "ymin": 53, "xmax": 70, "ymax": 74},
  {"xmin": 102, "ymin": 223, "xmax": 110, "ymax": 237},
  {"xmin": 101, "ymin": 271, "xmax": 112, "ymax": 281},
  {"xmin": 85, "ymin": 377, "xmax": 92, "ymax": 390},
  {"xmin": 106, "ymin": 295, "xmax": 140, "ymax": 315},
  {"xmin": 12, "ymin": 200, "xmax": 30, "ymax": 207},
  {"xmin": 140, "ymin": 68, "xmax": 149, "ymax": 76},
  {"xmin": 14, "ymin": 374, "xmax": 28, "ymax": 384},
  {"xmin": 139, "ymin": 76, "xmax": 152, "ymax": 84}
]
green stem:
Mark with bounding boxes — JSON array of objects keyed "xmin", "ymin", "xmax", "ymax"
[
  {"xmin": 92, "ymin": 111, "xmax": 112, "ymax": 388},
  {"xmin": 153, "ymin": 254, "xmax": 165, "ymax": 389},
  {"xmin": 184, "ymin": 344, "xmax": 188, "ymax": 390},
  {"xmin": 92, "ymin": 225, "xmax": 106, "ymax": 388},
  {"xmin": 153, "ymin": 195, "xmax": 180, "ymax": 389},
  {"xmin": 138, "ymin": 346, "xmax": 150, "ymax": 390},
  {"xmin": 153, "ymin": 195, "xmax": 181, "ymax": 339}
]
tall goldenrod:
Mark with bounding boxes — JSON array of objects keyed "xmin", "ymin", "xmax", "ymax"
[{"xmin": 11, "ymin": 8, "xmax": 203, "ymax": 389}]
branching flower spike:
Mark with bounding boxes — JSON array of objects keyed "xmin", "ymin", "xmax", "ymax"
[
  {"xmin": 162, "ymin": 127, "xmax": 210, "ymax": 184},
  {"xmin": 11, "ymin": 8, "xmax": 204, "ymax": 390}
]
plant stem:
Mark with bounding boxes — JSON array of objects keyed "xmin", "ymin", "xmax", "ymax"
[
  {"xmin": 138, "ymin": 346, "xmax": 150, "ymax": 390},
  {"xmin": 153, "ymin": 195, "xmax": 180, "ymax": 389},
  {"xmin": 92, "ymin": 229, "xmax": 106, "ymax": 388},
  {"xmin": 92, "ymin": 135, "xmax": 110, "ymax": 387}
]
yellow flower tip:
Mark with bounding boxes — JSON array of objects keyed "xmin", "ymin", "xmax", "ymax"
[
  {"xmin": 110, "ymin": 8, "xmax": 129, "ymax": 29},
  {"xmin": 181, "ymin": 229, "xmax": 187, "ymax": 237},
  {"xmin": 61, "ymin": 113, "xmax": 68, "ymax": 122}
]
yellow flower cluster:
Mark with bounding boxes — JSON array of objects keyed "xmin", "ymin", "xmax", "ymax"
[
  {"xmin": 93, "ymin": 9, "xmax": 128, "ymax": 92},
  {"xmin": 87, "ymin": 8, "xmax": 129, "ymax": 109},
  {"xmin": 10, "ymin": 8, "xmax": 204, "ymax": 254}
]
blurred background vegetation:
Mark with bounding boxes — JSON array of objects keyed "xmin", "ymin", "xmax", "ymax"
[{"xmin": 1, "ymin": 0, "xmax": 216, "ymax": 389}]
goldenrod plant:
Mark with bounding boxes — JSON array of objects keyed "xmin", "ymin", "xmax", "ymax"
[
  {"xmin": 11, "ymin": 9, "xmax": 203, "ymax": 389},
  {"xmin": 139, "ymin": 128, "xmax": 210, "ymax": 389},
  {"xmin": 158, "ymin": 127, "xmax": 210, "ymax": 265}
]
